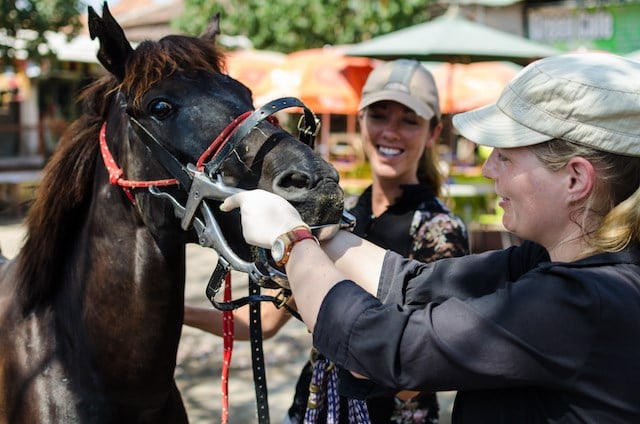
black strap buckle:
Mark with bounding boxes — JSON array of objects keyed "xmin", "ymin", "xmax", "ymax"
[{"xmin": 297, "ymin": 114, "xmax": 321, "ymax": 146}]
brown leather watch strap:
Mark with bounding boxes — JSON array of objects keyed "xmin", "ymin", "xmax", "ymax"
[{"xmin": 273, "ymin": 226, "xmax": 318, "ymax": 267}]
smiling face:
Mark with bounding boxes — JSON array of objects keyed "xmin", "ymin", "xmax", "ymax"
[
  {"xmin": 359, "ymin": 100, "xmax": 437, "ymax": 185},
  {"xmin": 481, "ymin": 146, "xmax": 577, "ymax": 250}
]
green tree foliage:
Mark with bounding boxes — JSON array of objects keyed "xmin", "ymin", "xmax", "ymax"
[
  {"xmin": 0, "ymin": 0, "xmax": 85, "ymax": 62},
  {"xmin": 175, "ymin": 0, "xmax": 434, "ymax": 53}
]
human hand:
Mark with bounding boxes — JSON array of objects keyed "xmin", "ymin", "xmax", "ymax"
[{"xmin": 220, "ymin": 189, "xmax": 307, "ymax": 248}]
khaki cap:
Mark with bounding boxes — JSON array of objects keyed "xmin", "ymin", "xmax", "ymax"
[
  {"xmin": 453, "ymin": 53, "xmax": 640, "ymax": 157},
  {"xmin": 359, "ymin": 59, "xmax": 441, "ymax": 121}
]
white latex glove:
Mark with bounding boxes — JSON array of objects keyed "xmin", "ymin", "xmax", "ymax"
[{"xmin": 220, "ymin": 189, "xmax": 307, "ymax": 249}]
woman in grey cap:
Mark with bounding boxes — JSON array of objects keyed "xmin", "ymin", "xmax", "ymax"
[
  {"xmin": 220, "ymin": 52, "xmax": 640, "ymax": 422},
  {"xmin": 285, "ymin": 59, "xmax": 468, "ymax": 424}
]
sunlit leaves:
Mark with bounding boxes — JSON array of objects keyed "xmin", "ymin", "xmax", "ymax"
[
  {"xmin": 174, "ymin": 0, "xmax": 434, "ymax": 53},
  {"xmin": 0, "ymin": 0, "xmax": 84, "ymax": 61}
]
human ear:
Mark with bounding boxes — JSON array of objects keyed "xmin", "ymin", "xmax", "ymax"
[{"xmin": 566, "ymin": 157, "xmax": 595, "ymax": 203}]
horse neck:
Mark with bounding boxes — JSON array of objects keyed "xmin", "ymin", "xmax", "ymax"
[{"xmin": 72, "ymin": 173, "xmax": 187, "ymax": 387}]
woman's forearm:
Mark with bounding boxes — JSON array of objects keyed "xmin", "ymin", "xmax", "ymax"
[
  {"xmin": 321, "ymin": 230, "xmax": 386, "ymax": 295},
  {"xmin": 285, "ymin": 239, "xmax": 346, "ymax": 331},
  {"xmin": 183, "ymin": 305, "xmax": 225, "ymax": 336},
  {"xmin": 285, "ymin": 231, "xmax": 386, "ymax": 331},
  {"xmin": 184, "ymin": 290, "xmax": 292, "ymax": 340}
]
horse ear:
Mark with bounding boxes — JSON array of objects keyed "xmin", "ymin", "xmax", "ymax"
[
  {"xmin": 199, "ymin": 12, "xmax": 221, "ymax": 42},
  {"xmin": 88, "ymin": 2, "xmax": 134, "ymax": 81}
]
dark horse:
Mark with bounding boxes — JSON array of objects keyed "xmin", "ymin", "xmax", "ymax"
[{"xmin": 0, "ymin": 4, "xmax": 343, "ymax": 423}]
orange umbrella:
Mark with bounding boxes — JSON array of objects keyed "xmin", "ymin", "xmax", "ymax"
[
  {"xmin": 224, "ymin": 49, "xmax": 286, "ymax": 93},
  {"xmin": 427, "ymin": 61, "xmax": 522, "ymax": 114},
  {"xmin": 253, "ymin": 46, "xmax": 375, "ymax": 115}
]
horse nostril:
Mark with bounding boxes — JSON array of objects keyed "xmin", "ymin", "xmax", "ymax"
[{"xmin": 274, "ymin": 171, "xmax": 313, "ymax": 192}]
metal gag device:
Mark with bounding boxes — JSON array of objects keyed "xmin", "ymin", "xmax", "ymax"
[{"xmin": 151, "ymin": 163, "xmax": 355, "ymax": 307}]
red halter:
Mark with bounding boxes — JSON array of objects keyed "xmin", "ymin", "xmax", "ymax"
[
  {"xmin": 98, "ymin": 110, "xmax": 261, "ymax": 202},
  {"xmin": 99, "ymin": 123, "xmax": 176, "ymax": 202}
]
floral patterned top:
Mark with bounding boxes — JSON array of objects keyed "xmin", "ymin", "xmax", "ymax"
[
  {"xmin": 348, "ymin": 184, "xmax": 469, "ymax": 263},
  {"xmin": 287, "ymin": 184, "xmax": 469, "ymax": 424}
]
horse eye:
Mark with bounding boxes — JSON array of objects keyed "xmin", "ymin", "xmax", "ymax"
[{"xmin": 149, "ymin": 100, "xmax": 173, "ymax": 119}]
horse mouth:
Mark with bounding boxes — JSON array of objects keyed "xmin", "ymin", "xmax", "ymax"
[{"xmin": 295, "ymin": 179, "xmax": 344, "ymax": 228}]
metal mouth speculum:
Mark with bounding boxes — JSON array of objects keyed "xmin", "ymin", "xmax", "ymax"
[{"xmin": 150, "ymin": 163, "xmax": 356, "ymax": 290}]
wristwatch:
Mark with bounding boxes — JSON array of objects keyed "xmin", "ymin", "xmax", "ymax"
[{"xmin": 271, "ymin": 225, "xmax": 318, "ymax": 267}]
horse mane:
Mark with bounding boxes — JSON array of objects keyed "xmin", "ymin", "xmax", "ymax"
[
  {"xmin": 121, "ymin": 35, "xmax": 225, "ymax": 109},
  {"xmin": 17, "ymin": 33, "xmax": 225, "ymax": 312},
  {"xmin": 16, "ymin": 75, "xmax": 117, "ymax": 312}
]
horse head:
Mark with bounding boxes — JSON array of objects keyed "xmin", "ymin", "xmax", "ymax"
[{"xmin": 88, "ymin": 3, "xmax": 343, "ymax": 255}]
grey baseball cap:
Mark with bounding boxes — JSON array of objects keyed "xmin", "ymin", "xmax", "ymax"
[{"xmin": 359, "ymin": 59, "xmax": 441, "ymax": 121}]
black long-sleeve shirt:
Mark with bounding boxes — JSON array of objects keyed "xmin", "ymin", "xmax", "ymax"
[{"xmin": 313, "ymin": 241, "xmax": 640, "ymax": 423}]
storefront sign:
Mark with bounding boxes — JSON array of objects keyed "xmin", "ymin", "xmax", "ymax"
[{"xmin": 527, "ymin": 3, "xmax": 640, "ymax": 54}]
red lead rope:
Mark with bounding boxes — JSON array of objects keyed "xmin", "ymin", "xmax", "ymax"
[{"xmin": 221, "ymin": 272, "xmax": 234, "ymax": 424}]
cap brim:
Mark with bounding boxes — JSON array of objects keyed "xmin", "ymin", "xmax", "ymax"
[
  {"xmin": 453, "ymin": 103, "xmax": 552, "ymax": 148},
  {"xmin": 359, "ymin": 91, "xmax": 436, "ymax": 121}
]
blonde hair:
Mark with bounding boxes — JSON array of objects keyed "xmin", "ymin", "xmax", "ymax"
[
  {"xmin": 531, "ymin": 139, "xmax": 640, "ymax": 255},
  {"xmin": 417, "ymin": 115, "xmax": 443, "ymax": 196}
]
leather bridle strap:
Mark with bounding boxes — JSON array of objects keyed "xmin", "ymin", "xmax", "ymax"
[
  {"xmin": 249, "ymin": 281, "xmax": 269, "ymax": 423},
  {"xmin": 203, "ymin": 97, "xmax": 317, "ymax": 176}
]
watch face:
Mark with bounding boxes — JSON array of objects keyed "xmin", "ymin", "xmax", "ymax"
[{"xmin": 271, "ymin": 238, "xmax": 285, "ymax": 262}]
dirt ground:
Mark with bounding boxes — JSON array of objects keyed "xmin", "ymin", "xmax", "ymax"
[{"xmin": 0, "ymin": 218, "xmax": 455, "ymax": 424}]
